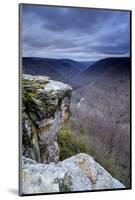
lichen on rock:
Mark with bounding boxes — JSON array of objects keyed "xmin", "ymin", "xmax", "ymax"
[
  {"xmin": 21, "ymin": 154, "xmax": 125, "ymax": 195},
  {"xmin": 22, "ymin": 74, "xmax": 72, "ymax": 163}
]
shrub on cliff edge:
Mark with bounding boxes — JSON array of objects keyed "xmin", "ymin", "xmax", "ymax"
[{"xmin": 58, "ymin": 124, "xmax": 95, "ymax": 161}]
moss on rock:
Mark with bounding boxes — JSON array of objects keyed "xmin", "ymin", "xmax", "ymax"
[{"xmin": 22, "ymin": 74, "xmax": 72, "ymax": 163}]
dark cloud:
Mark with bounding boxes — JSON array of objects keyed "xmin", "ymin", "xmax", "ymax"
[{"xmin": 22, "ymin": 4, "xmax": 130, "ymax": 61}]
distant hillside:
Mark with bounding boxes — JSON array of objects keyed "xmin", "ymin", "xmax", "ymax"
[
  {"xmin": 72, "ymin": 57, "xmax": 131, "ymax": 127},
  {"xmin": 22, "ymin": 57, "xmax": 86, "ymax": 84},
  {"xmin": 73, "ymin": 57, "xmax": 130, "ymax": 88}
]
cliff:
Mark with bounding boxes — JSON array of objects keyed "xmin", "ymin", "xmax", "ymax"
[
  {"xmin": 21, "ymin": 74, "xmax": 125, "ymax": 194},
  {"xmin": 22, "ymin": 74, "xmax": 72, "ymax": 163}
]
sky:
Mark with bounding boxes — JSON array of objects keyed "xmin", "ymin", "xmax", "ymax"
[{"xmin": 22, "ymin": 4, "xmax": 130, "ymax": 61}]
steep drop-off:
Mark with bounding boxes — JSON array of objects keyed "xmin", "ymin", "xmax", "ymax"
[{"xmin": 21, "ymin": 74, "xmax": 125, "ymax": 194}]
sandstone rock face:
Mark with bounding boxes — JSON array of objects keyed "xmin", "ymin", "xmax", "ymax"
[
  {"xmin": 21, "ymin": 74, "xmax": 125, "ymax": 195},
  {"xmin": 21, "ymin": 154, "xmax": 125, "ymax": 194},
  {"xmin": 22, "ymin": 74, "xmax": 72, "ymax": 163}
]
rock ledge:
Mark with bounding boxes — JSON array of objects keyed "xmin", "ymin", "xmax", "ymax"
[
  {"xmin": 22, "ymin": 74, "xmax": 72, "ymax": 163},
  {"xmin": 22, "ymin": 153, "xmax": 125, "ymax": 194}
]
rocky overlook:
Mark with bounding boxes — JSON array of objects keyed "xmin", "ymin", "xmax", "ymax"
[
  {"xmin": 21, "ymin": 74, "xmax": 125, "ymax": 194},
  {"xmin": 22, "ymin": 74, "xmax": 72, "ymax": 163}
]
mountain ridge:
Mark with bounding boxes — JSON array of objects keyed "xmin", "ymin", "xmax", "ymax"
[
  {"xmin": 72, "ymin": 57, "xmax": 130, "ymax": 89},
  {"xmin": 22, "ymin": 57, "xmax": 89, "ymax": 84}
]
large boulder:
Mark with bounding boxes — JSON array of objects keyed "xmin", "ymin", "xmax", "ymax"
[
  {"xmin": 21, "ymin": 153, "xmax": 125, "ymax": 194},
  {"xmin": 22, "ymin": 74, "xmax": 72, "ymax": 163}
]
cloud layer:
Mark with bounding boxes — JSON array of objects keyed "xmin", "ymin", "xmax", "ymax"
[{"xmin": 22, "ymin": 5, "xmax": 130, "ymax": 61}]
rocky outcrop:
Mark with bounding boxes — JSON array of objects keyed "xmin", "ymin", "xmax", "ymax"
[
  {"xmin": 22, "ymin": 153, "xmax": 125, "ymax": 194},
  {"xmin": 22, "ymin": 74, "xmax": 72, "ymax": 163},
  {"xmin": 21, "ymin": 74, "xmax": 125, "ymax": 195}
]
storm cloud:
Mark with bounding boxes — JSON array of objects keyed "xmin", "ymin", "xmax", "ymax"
[{"xmin": 22, "ymin": 4, "xmax": 130, "ymax": 61}]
